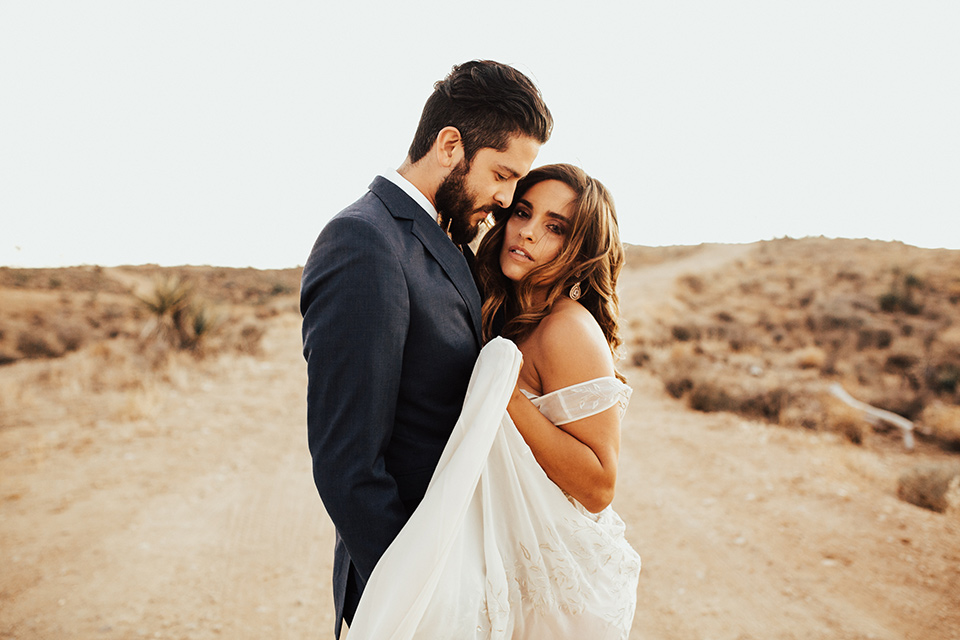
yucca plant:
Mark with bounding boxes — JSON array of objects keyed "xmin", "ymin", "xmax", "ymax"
[
  {"xmin": 137, "ymin": 276, "xmax": 199, "ymax": 349},
  {"xmin": 137, "ymin": 275, "xmax": 223, "ymax": 355},
  {"xmin": 183, "ymin": 300, "xmax": 222, "ymax": 353}
]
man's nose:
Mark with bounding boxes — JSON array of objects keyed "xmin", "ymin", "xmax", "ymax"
[{"xmin": 494, "ymin": 182, "xmax": 516, "ymax": 208}]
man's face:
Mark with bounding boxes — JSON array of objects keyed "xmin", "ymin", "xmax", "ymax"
[{"xmin": 435, "ymin": 135, "xmax": 540, "ymax": 245}]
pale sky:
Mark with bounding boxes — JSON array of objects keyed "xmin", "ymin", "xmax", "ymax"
[{"xmin": 2, "ymin": 1, "xmax": 958, "ymax": 269}]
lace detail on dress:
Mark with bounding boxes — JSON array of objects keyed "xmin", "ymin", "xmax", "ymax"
[
  {"xmin": 521, "ymin": 376, "xmax": 632, "ymax": 426},
  {"xmin": 503, "ymin": 513, "xmax": 641, "ymax": 634}
]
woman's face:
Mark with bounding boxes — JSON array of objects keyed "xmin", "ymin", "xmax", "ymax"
[{"xmin": 499, "ymin": 179, "xmax": 576, "ymax": 288}]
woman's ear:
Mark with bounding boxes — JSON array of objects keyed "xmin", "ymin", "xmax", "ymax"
[{"xmin": 435, "ymin": 126, "xmax": 465, "ymax": 169}]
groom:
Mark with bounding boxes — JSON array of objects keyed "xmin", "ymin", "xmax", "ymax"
[{"xmin": 300, "ymin": 60, "xmax": 552, "ymax": 638}]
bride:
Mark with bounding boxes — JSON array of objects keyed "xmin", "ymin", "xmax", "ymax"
[{"xmin": 347, "ymin": 164, "xmax": 641, "ymax": 639}]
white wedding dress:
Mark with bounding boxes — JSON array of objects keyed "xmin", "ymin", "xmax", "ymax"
[{"xmin": 347, "ymin": 337, "xmax": 641, "ymax": 639}]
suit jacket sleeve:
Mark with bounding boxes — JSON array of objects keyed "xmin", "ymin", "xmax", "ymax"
[{"xmin": 301, "ymin": 214, "xmax": 409, "ymax": 585}]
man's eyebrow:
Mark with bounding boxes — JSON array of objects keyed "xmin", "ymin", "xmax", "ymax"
[{"xmin": 496, "ymin": 164, "xmax": 522, "ymax": 179}]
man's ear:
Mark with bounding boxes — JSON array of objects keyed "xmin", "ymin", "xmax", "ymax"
[{"xmin": 434, "ymin": 126, "xmax": 464, "ymax": 170}]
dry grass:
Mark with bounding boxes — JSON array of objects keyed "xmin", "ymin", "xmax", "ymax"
[
  {"xmin": 112, "ymin": 384, "xmax": 163, "ymax": 422},
  {"xmin": 0, "ymin": 267, "xmax": 281, "ymax": 367},
  {"xmin": 16, "ymin": 329, "xmax": 63, "ymax": 359},
  {"xmin": 632, "ymin": 237, "xmax": 960, "ymax": 454},
  {"xmin": 791, "ymin": 346, "xmax": 827, "ymax": 370},
  {"xmin": 897, "ymin": 463, "xmax": 960, "ymax": 513},
  {"xmin": 656, "ymin": 341, "xmax": 794, "ymax": 423},
  {"xmin": 0, "ymin": 266, "xmax": 292, "ymax": 440},
  {"xmin": 821, "ymin": 395, "xmax": 873, "ymax": 445},
  {"xmin": 918, "ymin": 403, "xmax": 960, "ymax": 450},
  {"xmin": 0, "ymin": 329, "xmax": 265, "ymax": 440}
]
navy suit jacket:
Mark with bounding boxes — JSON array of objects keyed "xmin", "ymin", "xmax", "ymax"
[{"xmin": 300, "ymin": 176, "xmax": 482, "ymax": 638}]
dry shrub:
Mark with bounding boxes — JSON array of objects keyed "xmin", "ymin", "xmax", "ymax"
[
  {"xmin": 664, "ymin": 376, "xmax": 692, "ymax": 398},
  {"xmin": 884, "ymin": 352, "xmax": 918, "ymax": 372},
  {"xmin": 234, "ymin": 324, "xmax": 265, "ymax": 355},
  {"xmin": 878, "ymin": 273, "xmax": 924, "ymax": 315},
  {"xmin": 679, "ymin": 274, "xmax": 704, "ymax": 293},
  {"xmin": 658, "ymin": 343, "xmax": 698, "ymax": 395},
  {"xmin": 656, "ymin": 340, "xmax": 792, "ymax": 422},
  {"xmin": 791, "ymin": 346, "xmax": 826, "ymax": 370},
  {"xmin": 926, "ymin": 361, "xmax": 960, "ymax": 396},
  {"xmin": 56, "ymin": 324, "xmax": 86, "ymax": 352},
  {"xmin": 918, "ymin": 403, "xmax": 960, "ymax": 449},
  {"xmin": 688, "ymin": 381, "xmax": 736, "ymax": 413},
  {"xmin": 16, "ymin": 329, "xmax": 62, "ymax": 359},
  {"xmin": 255, "ymin": 306, "xmax": 280, "ymax": 319},
  {"xmin": 822, "ymin": 397, "xmax": 872, "ymax": 445},
  {"xmin": 856, "ymin": 327, "xmax": 893, "ymax": 350},
  {"xmin": 671, "ymin": 324, "xmax": 700, "ymax": 342},
  {"xmin": 949, "ymin": 281, "xmax": 960, "ymax": 305},
  {"xmin": 672, "ymin": 369, "xmax": 790, "ymax": 423},
  {"xmin": 779, "ymin": 396, "xmax": 822, "ymax": 430},
  {"xmin": 739, "ymin": 386, "xmax": 789, "ymax": 422},
  {"xmin": 631, "ymin": 349, "xmax": 651, "ymax": 368},
  {"xmin": 897, "ymin": 463, "xmax": 960, "ymax": 513},
  {"xmin": 726, "ymin": 326, "xmax": 759, "ymax": 353}
]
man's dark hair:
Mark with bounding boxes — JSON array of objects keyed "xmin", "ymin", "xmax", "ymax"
[{"xmin": 407, "ymin": 60, "xmax": 553, "ymax": 164}]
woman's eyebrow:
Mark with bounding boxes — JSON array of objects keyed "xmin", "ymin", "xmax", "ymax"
[{"xmin": 514, "ymin": 198, "xmax": 570, "ymax": 223}]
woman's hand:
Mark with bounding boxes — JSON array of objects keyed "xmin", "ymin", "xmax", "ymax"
[{"xmin": 507, "ymin": 387, "xmax": 619, "ymax": 513}]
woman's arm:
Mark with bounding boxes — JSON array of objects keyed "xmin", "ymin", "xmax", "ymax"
[{"xmin": 506, "ymin": 304, "xmax": 622, "ymax": 513}]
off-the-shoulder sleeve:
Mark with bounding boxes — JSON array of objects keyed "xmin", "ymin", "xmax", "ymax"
[{"xmin": 523, "ymin": 377, "xmax": 632, "ymax": 426}]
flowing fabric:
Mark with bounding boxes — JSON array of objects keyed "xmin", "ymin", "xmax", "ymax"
[{"xmin": 348, "ymin": 337, "xmax": 641, "ymax": 639}]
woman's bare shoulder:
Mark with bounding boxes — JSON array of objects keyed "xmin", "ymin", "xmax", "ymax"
[{"xmin": 532, "ymin": 299, "xmax": 614, "ymax": 391}]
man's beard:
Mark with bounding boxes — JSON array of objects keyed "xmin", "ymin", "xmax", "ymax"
[{"xmin": 434, "ymin": 159, "xmax": 486, "ymax": 246}]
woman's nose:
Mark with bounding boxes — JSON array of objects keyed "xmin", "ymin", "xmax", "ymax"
[{"xmin": 518, "ymin": 220, "xmax": 536, "ymax": 241}]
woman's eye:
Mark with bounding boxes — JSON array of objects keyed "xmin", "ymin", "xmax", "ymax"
[
  {"xmin": 514, "ymin": 209, "xmax": 530, "ymax": 219},
  {"xmin": 548, "ymin": 224, "xmax": 564, "ymax": 235}
]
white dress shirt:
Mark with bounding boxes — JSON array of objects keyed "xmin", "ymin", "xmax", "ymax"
[{"xmin": 381, "ymin": 170, "xmax": 438, "ymax": 225}]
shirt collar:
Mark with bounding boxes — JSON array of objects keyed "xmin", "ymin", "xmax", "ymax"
[{"xmin": 382, "ymin": 170, "xmax": 438, "ymax": 223}]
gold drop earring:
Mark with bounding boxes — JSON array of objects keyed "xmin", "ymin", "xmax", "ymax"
[{"xmin": 569, "ymin": 275, "xmax": 583, "ymax": 301}]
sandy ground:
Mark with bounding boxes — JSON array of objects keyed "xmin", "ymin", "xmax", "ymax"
[{"xmin": 2, "ymin": 245, "xmax": 959, "ymax": 639}]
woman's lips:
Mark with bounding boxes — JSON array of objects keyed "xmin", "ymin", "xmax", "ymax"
[{"xmin": 507, "ymin": 245, "xmax": 534, "ymax": 261}]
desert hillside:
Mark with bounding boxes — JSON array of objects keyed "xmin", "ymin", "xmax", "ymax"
[
  {"xmin": 626, "ymin": 238, "xmax": 960, "ymax": 451},
  {"xmin": 1, "ymin": 238, "xmax": 958, "ymax": 640}
]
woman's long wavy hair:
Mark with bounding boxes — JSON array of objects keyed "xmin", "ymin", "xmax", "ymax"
[{"xmin": 475, "ymin": 163, "xmax": 626, "ymax": 380}]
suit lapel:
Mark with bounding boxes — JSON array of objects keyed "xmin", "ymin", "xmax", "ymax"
[{"xmin": 369, "ymin": 177, "xmax": 483, "ymax": 346}]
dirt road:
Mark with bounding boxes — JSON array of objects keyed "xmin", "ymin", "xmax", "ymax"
[{"xmin": 2, "ymin": 245, "xmax": 958, "ymax": 639}]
